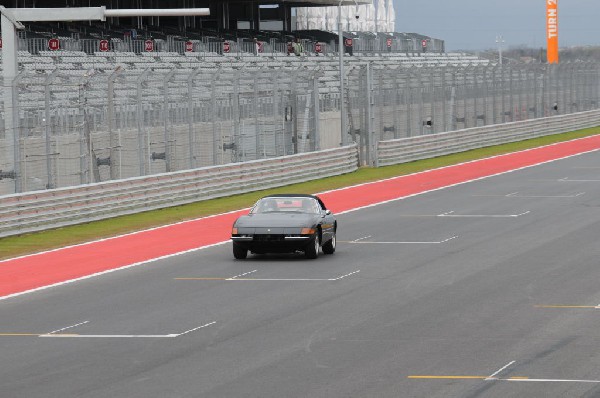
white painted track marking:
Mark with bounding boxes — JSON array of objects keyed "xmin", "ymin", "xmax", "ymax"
[
  {"xmin": 438, "ymin": 211, "xmax": 530, "ymax": 218},
  {"xmin": 344, "ymin": 236, "xmax": 457, "ymax": 244},
  {"xmin": 474, "ymin": 191, "xmax": 585, "ymax": 198},
  {"xmin": 506, "ymin": 192, "xmax": 585, "ymax": 198},
  {"xmin": 352, "ymin": 235, "xmax": 372, "ymax": 242},
  {"xmin": 175, "ymin": 321, "xmax": 217, "ymax": 336},
  {"xmin": 45, "ymin": 321, "xmax": 89, "ymax": 335},
  {"xmin": 227, "ymin": 270, "xmax": 257, "ymax": 280},
  {"xmin": 330, "ymin": 270, "xmax": 361, "ymax": 281},
  {"xmin": 229, "ymin": 270, "xmax": 360, "ymax": 282},
  {"xmin": 486, "ymin": 360, "xmax": 515, "ymax": 380},
  {"xmin": 501, "ymin": 378, "xmax": 600, "ymax": 383},
  {"xmin": 40, "ymin": 334, "xmax": 179, "ymax": 338},
  {"xmin": 559, "ymin": 177, "xmax": 600, "ymax": 182},
  {"xmin": 38, "ymin": 321, "xmax": 216, "ymax": 339}
]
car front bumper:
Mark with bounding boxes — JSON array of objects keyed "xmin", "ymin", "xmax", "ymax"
[{"xmin": 231, "ymin": 234, "xmax": 313, "ymax": 253}]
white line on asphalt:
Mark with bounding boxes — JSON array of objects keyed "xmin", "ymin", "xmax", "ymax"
[
  {"xmin": 352, "ymin": 236, "xmax": 372, "ymax": 242},
  {"xmin": 39, "ymin": 321, "xmax": 217, "ymax": 338},
  {"xmin": 559, "ymin": 177, "xmax": 600, "ymax": 182},
  {"xmin": 45, "ymin": 321, "xmax": 89, "ymax": 335},
  {"xmin": 346, "ymin": 236, "xmax": 457, "ymax": 244},
  {"xmin": 329, "ymin": 270, "xmax": 361, "ymax": 281},
  {"xmin": 506, "ymin": 192, "xmax": 585, "ymax": 198},
  {"xmin": 486, "ymin": 360, "xmax": 516, "ymax": 380},
  {"xmin": 40, "ymin": 334, "xmax": 179, "ymax": 338},
  {"xmin": 227, "ymin": 270, "xmax": 361, "ymax": 282},
  {"xmin": 438, "ymin": 211, "xmax": 530, "ymax": 218},
  {"xmin": 227, "ymin": 270, "xmax": 257, "ymax": 280},
  {"xmin": 502, "ymin": 378, "xmax": 600, "ymax": 383},
  {"xmin": 176, "ymin": 321, "xmax": 217, "ymax": 336}
]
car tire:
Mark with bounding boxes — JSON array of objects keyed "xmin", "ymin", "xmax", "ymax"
[
  {"xmin": 233, "ymin": 243, "xmax": 248, "ymax": 259},
  {"xmin": 305, "ymin": 233, "xmax": 320, "ymax": 259},
  {"xmin": 322, "ymin": 231, "xmax": 336, "ymax": 254}
]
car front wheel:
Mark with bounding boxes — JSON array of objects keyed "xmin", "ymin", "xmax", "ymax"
[
  {"xmin": 233, "ymin": 243, "xmax": 248, "ymax": 259},
  {"xmin": 322, "ymin": 231, "xmax": 336, "ymax": 254},
  {"xmin": 305, "ymin": 234, "xmax": 320, "ymax": 259}
]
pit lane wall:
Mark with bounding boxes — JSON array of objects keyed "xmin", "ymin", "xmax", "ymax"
[
  {"xmin": 376, "ymin": 109, "xmax": 600, "ymax": 167},
  {"xmin": 0, "ymin": 144, "xmax": 358, "ymax": 238}
]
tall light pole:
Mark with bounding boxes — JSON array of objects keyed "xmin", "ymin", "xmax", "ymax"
[
  {"xmin": 338, "ymin": 1, "xmax": 347, "ymax": 146},
  {"xmin": 338, "ymin": 0, "xmax": 360, "ymax": 147},
  {"xmin": 495, "ymin": 34, "xmax": 504, "ymax": 65}
]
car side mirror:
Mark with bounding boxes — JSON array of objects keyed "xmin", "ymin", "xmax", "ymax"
[{"xmin": 325, "ymin": 210, "xmax": 331, "ymax": 215}]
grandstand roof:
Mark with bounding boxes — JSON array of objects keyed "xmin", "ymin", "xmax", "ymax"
[{"xmin": 3, "ymin": 0, "xmax": 371, "ymax": 8}]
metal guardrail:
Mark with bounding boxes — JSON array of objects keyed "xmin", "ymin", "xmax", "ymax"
[
  {"xmin": 376, "ymin": 110, "xmax": 600, "ymax": 167},
  {"xmin": 0, "ymin": 144, "xmax": 358, "ymax": 238}
]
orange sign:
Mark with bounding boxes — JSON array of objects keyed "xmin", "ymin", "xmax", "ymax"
[{"xmin": 546, "ymin": 0, "xmax": 558, "ymax": 63}]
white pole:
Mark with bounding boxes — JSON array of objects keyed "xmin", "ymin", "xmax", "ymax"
[
  {"xmin": 496, "ymin": 35, "xmax": 504, "ymax": 65},
  {"xmin": 1, "ymin": 13, "xmax": 20, "ymax": 191},
  {"xmin": 338, "ymin": 2, "xmax": 346, "ymax": 146}
]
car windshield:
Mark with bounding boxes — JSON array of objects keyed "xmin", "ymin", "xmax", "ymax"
[{"xmin": 251, "ymin": 197, "xmax": 321, "ymax": 214}]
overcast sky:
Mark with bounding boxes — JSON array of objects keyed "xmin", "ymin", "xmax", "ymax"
[{"xmin": 394, "ymin": 0, "xmax": 600, "ymax": 50}]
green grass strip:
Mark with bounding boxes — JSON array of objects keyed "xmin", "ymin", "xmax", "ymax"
[{"xmin": 2, "ymin": 127, "xmax": 599, "ymax": 260}]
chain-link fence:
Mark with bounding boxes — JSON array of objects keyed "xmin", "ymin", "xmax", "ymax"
[
  {"xmin": 1, "ymin": 62, "xmax": 599, "ymax": 195},
  {"xmin": 0, "ymin": 67, "xmax": 321, "ymax": 195},
  {"xmin": 346, "ymin": 62, "xmax": 600, "ymax": 165}
]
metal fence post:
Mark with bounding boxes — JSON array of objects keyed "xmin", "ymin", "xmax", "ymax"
[
  {"xmin": 393, "ymin": 69, "xmax": 401, "ymax": 138},
  {"xmin": 253, "ymin": 71, "xmax": 260, "ymax": 159},
  {"xmin": 163, "ymin": 69, "xmax": 176, "ymax": 172},
  {"xmin": 108, "ymin": 68, "xmax": 122, "ymax": 180},
  {"xmin": 406, "ymin": 70, "xmax": 414, "ymax": 136},
  {"xmin": 211, "ymin": 68, "xmax": 221, "ymax": 165},
  {"xmin": 187, "ymin": 68, "xmax": 201, "ymax": 169},
  {"xmin": 291, "ymin": 70, "xmax": 298, "ymax": 154},
  {"xmin": 366, "ymin": 63, "xmax": 376, "ymax": 167},
  {"xmin": 312, "ymin": 69, "xmax": 321, "ymax": 151},
  {"xmin": 417, "ymin": 68, "xmax": 424, "ymax": 134},
  {"xmin": 44, "ymin": 70, "xmax": 59, "ymax": 189},
  {"xmin": 429, "ymin": 68, "xmax": 436, "ymax": 133},
  {"xmin": 232, "ymin": 70, "xmax": 241, "ymax": 162},
  {"xmin": 136, "ymin": 69, "xmax": 150, "ymax": 176},
  {"xmin": 10, "ymin": 72, "xmax": 23, "ymax": 193}
]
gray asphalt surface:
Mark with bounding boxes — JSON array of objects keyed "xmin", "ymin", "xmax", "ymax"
[{"xmin": 3, "ymin": 150, "xmax": 600, "ymax": 398}]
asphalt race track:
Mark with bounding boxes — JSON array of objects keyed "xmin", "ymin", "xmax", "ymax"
[{"xmin": 3, "ymin": 150, "xmax": 600, "ymax": 397}]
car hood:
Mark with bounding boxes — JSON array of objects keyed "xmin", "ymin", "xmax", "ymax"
[{"xmin": 235, "ymin": 213, "xmax": 320, "ymax": 228}]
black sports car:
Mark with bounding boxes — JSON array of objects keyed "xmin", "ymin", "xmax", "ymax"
[{"xmin": 231, "ymin": 194, "xmax": 337, "ymax": 259}]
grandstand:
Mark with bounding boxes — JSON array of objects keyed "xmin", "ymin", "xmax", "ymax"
[{"xmin": 0, "ymin": 0, "xmax": 485, "ymax": 95}]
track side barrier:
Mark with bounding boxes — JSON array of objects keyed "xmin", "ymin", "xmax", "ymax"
[
  {"xmin": 377, "ymin": 110, "xmax": 600, "ymax": 167},
  {"xmin": 0, "ymin": 144, "xmax": 358, "ymax": 238}
]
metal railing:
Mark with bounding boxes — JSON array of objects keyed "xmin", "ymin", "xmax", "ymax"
[
  {"xmin": 12, "ymin": 35, "xmax": 441, "ymax": 56},
  {"xmin": 376, "ymin": 110, "xmax": 600, "ymax": 167}
]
